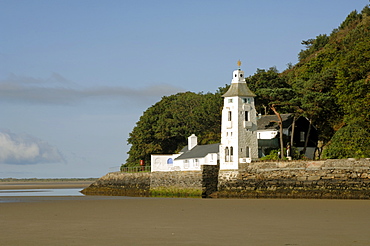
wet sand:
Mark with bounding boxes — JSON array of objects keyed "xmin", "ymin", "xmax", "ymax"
[{"xmin": 1, "ymin": 196, "xmax": 370, "ymax": 246}]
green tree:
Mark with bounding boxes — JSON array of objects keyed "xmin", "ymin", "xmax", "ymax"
[
  {"xmin": 125, "ymin": 91, "xmax": 223, "ymax": 166},
  {"xmin": 323, "ymin": 123, "xmax": 370, "ymax": 158},
  {"xmin": 246, "ymin": 67, "xmax": 294, "ymax": 115}
]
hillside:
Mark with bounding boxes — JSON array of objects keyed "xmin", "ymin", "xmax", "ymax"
[{"xmin": 280, "ymin": 5, "xmax": 370, "ymax": 158}]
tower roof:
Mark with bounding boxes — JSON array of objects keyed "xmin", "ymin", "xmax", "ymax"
[
  {"xmin": 222, "ymin": 61, "xmax": 256, "ymax": 97},
  {"xmin": 222, "ymin": 81, "xmax": 256, "ymax": 97}
]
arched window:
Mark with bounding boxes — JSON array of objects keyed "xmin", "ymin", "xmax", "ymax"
[
  {"xmin": 167, "ymin": 158, "xmax": 173, "ymax": 164},
  {"xmin": 225, "ymin": 147, "xmax": 229, "ymax": 162},
  {"xmin": 230, "ymin": 146, "xmax": 234, "ymax": 162}
]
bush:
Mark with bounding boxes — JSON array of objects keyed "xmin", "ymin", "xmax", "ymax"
[{"xmin": 323, "ymin": 123, "xmax": 370, "ymax": 159}]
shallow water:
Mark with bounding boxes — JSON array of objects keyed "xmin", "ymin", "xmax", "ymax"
[{"xmin": 0, "ymin": 188, "xmax": 84, "ymax": 197}]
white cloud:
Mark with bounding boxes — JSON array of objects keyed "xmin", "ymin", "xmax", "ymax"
[
  {"xmin": 0, "ymin": 73, "xmax": 183, "ymax": 105},
  {"xmin": 0, "ymin": 130, "xmax": 65, "ymax": 165}
]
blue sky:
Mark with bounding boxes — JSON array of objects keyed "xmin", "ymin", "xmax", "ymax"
[{"xmin": 0, "ymin": 0, "xmax": 368, "ymax": 178}]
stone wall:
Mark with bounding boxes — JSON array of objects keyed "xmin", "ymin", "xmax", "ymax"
[
  {"xmin": 218, "ymin": 159, "xmax": 370, "ymax": 199},
  {"xmin": 82, "ymin": 164, "xmax": 219, "ymax": 197},
  {"xmin": 81, "ymin": 171, "xmax": 151, "ymax": 196},
  {"xmin": 150, "ymin": 165, "xmax": 220, "ymax": 198},
  {"xmin": 150, "ymin": 171, "xmax": 203, "ymax": 197},
  {"xmin": 202, "ymin": 164, "xmax": 220, "ymax": 198},
  {"xmin": 82, "ymin": 159, "xmax": 370, "ymax": 199},
  {"xmin": 150, "ymin": 171, "xmax": 202, "ymax": 189}
]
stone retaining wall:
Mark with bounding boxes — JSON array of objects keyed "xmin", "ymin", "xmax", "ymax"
[
  {"xmin": 82, "ymin": 159, "xmax": 370, "ymax": 199},
  {"xmin": 218, "ymin": 159, "xmax": 370, "ymax": 199},
  {"xmin": 150, "ymin": 171, "xmax": 202, "ymax": 189},
  {"xmin": 81, "ymin": 171, "xmax": 151, "ymax": 196}
]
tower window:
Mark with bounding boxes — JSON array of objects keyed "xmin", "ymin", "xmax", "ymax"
[
  {"xmin": 242, "ymin": 98, "xmax": 251, "ymax": 104},
  {"xmin": 228, "ymin": 111, "xmax": 232, "ymax": 121},
  {"xmin": 228, "ymin": 98, "xmax": 233, "ymax": 103},
  {"xmin": 230, "ymin": 147, "xmax": 233, "ymax": 162},
  {"xmin": 246, "ymin": 147, "xmax": 250, "ymax": 158},
  {"xmin": 245, "ymin": 111, "xmax": 249, "ymax": 121},
  {"xmin": 225, "ymin": 147, "xmax": 229, "ymax": 162},
  {"xmin": 240, "ymin": 74, "xmax": 243, "ymax": 77}
]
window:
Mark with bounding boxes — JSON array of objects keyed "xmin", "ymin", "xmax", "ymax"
[
  {"xmin": 194, "ymin": 159, "xmax": 199, "ymax": 167},
  {"xmin": 242, "ymin": 98, "xmax": 251, "ymax": 104},
  {"xmin": 230, "ymin": 147, "xmax": 234, "ymax": 162},
  {"xmin": 225, "ymin": 147, "xmax": 229, "ymax": 162},
  {"xmin": 167, "ymin": 158, "xmax": 173, "ymax": 164},
  {"xmin": 228, "ymin": 111, "xmax": 232, "ymax": 121},
  {"xmin": 245, "ymin": 111, "xmax": 249, "ymax": 121},
  {"xmin": 246, "ymin": 147, "xmax": 250, "ymax": 158},
  {"xmin": 184, "ymin": 160, "xmax": 189, "ymax": 169},
  {"xmin": 228, "ymin": 98, "xmax": 233, "ymax": 103},
  {"xmin": 240, "ymin": 74, "xmax": 243, "ymax": 77},
  {"xmin": 300, "ymin": 131, "xmax": 305, "ymax": 142}
]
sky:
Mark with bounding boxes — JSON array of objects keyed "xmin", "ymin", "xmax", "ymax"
[{"xmin": 0, "ymin": 0, "xmax": 368, "ymax": 178}]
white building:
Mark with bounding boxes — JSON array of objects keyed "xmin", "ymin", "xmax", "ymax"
[
  {"xmin": 219, "ymin": 62, "xmax": 259, "ymax": 170},
  {"xmin": 151, "ymin": 134, "xmax": 219, "ymax": 172}
]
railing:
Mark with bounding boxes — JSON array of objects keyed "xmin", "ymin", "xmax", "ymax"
[{"xmin": 120, "ymin": 166, "xmax": 151, "ymax": 173}]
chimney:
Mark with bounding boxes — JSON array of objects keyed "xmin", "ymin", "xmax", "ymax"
[{"xmin": 188, "ymin": 134, "xmax": 197, "ymax": 150}]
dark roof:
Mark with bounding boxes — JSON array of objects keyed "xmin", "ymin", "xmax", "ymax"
[
  {"xmin": 257, "ymin": 114, "xmax": 293, "ymax": 130},
  {"xmin": 222, "ymin": 82, "xmax": 256, "ymax": 97},
  {"xmin": 175, "ymin": 143, "xmax": 220, "ymax": 160}
]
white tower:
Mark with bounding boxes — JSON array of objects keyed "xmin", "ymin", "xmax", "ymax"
[{"xmin": 219, "ymin": 61, "xmax": 258, "ymax": 170}]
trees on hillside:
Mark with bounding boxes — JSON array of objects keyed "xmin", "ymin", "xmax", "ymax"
[{"xmin": 284, "ymin": 5, "xmax": 370, "ymax": 158}]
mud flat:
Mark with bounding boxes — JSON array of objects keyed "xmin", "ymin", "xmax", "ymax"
[{"xmin": 0, "ymin": 198, "xmax": 369, "ymax": 245}]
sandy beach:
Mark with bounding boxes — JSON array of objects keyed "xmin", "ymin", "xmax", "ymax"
[{"xmin": 1, "ymin": 182, "xmax": 370, "ymax": 246}]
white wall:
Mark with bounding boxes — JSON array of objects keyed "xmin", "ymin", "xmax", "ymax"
[
  {"xmin": 151, "ymin": 153, "xmax": 218, "ymax": 172},
  {"xmin": 151, "ymin": 154, "xmax": 181, "ymax": 172},
  {"xmin": 257, "ymin": 130, "xmax": 278, "ymax": 139}
]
